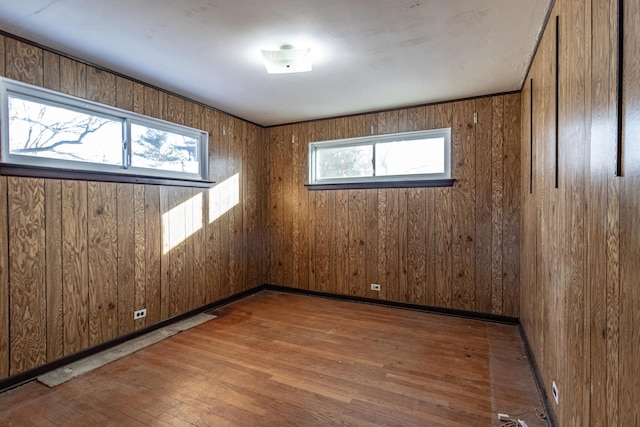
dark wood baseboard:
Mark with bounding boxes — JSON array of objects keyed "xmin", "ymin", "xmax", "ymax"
[
  {"xmin": 263, "ymin": 284, "xmax": 519, "ymax": 325},
  {"xmin": 518, "ymin": 324, "xmax": 559, "ymax": 427}
]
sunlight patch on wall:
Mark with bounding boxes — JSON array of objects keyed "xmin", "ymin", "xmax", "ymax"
[
  {"xmin": 162, "ymin": 192, "xmax": 203, "ymax": 254},
  {"xmin": 209, "ymin": 173, "xmax": 240, "ymax": 223}
]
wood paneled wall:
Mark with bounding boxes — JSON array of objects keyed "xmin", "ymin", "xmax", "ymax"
[
  {"xmin": 266, "ymin": 94, "xmax": 522, "ymax": 317},
  {"xmin": 0, "ymin": 34, "xmax": 268, "ymax": 380},
  {"xmin": 520, "ymin": 0, "xmax": 639, "ymax": 424}
]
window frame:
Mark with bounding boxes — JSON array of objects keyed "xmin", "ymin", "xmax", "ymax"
[
  {"xmin": 0, "ymin": 77, "xmax": 209, "ymax": 183},
  {"xmin": 308, "ymin": 128, "xmax": 452, "ymax": 187}
]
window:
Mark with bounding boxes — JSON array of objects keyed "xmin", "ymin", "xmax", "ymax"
[
  {"xmin": 308, "ymin": 128, "xmax": 451, "ymax": 187},
  {"xmin": 0, "ymin": 77, "xmax": 209, "ymax": 182}
]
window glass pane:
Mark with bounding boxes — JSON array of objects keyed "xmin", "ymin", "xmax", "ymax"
[
  {"xmin": 8, "ymin": 96, "xmax": 122, "ymax": 164},
  {"xmin": 375, "ymin": 137, "xmax": 445, "ymax": 176},
  {"xmin": 316, "ymin": 145, "xmax": 373, "ymax": 179},
  {"xmin": 131, "ymin": 123, "xmax": 200, "ymax": 174}
]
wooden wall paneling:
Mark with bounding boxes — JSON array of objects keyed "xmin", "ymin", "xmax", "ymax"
[
  {"xmin": 373, "ymin": 113, "xmax": 388, "ymax": 300},
  {"xmin": 389, "ymin": 187, "xmax": 404, "ymax": 303},
  {"xmin": 296, "ymin": 123, "xmax": 310, "ymax": 290},
  {"xmin": 564, "ymin": 0, "xmax": 590, "ymax": 423},
  {"xmin": 5, "ymin": 38, "xmax": 43, "ymax": 85},
  {"xmin": 490, "ymin": 96, "xmax": 505, "ymax": 315},
  {"xmin": 87, "ymin": 182, "xmax": 118, "ymax": 346},
  {"xmin": 591, "ymin": 0, "xmax": 621, "ymax": 425},
  {"xmin": 268, "ymin": 125, "xmax": 283, "ymax": 286},
  {"xmin": 0, "ymin": 176, "xmax": 8, "ymax": 378},
  {"xmin": 232, "ymin": 119, "xmax": 246, "ymax": 294},
  {"xmin": 451, "ymin": 101, "xmax": 476, "ymax": 311},
  {"xmin": 474, "ymin": 98, "xmax": 493, "ymax": 313},
  {"xmin": 133, "ymin": 185, "xmax": 147, "ymax": 328},
  {"xmin": 588, "ymin": 0, "xmax": 611, "ymax": 423},
  {"xmin": 86, "ymin": 67, "xmax": 116, "ymax": 106},
  {"xmin": 115, "ymin": 76, "xmax": 134, "ymax": 112},
  {"xmin": 205, "ymin": 110, "xmax": 222, "ymax": 302},
  {"xmin": 347, "ymin": 189, "xmax": 366, "ymax": 297},
  {"xmin": 60, "ymin": 57, "xmax": 86, "ymax": 98},
  {"xmin": 289, "ymin": 125, "xmax": 301, "ymax": 289},
  {"xmin": 44, "ymin": 179, "xmax": 63, "ymax": 362},
  {"xmin": 42, "ymin": 51, "xmax": 60, "ymax": 91},
  {"xmin": 406, "ymin": 188, "xmax": 427, "ymax": 305},
  {"xmin": 0, "ymin": 34, "xmax": 5, "ymax": 76},
  {"xmin": 259, "ymin": 126, "xmax": 270, "ymax": 286},
  {"xmin": 620, "ymin": 0, "xmax": 640, "ymax": 423},
  {"xmin": 62, "ymin": 180, "xmax": 89, "ymax": 356},
  {"xmin": 502, "ymin": 93, "xmax": 522, "ymax": 318},
  {"xmin": 241, "ymin": 121, "xmax": 253, "ymax": 290},
  {"xmin": 143, "ymin": 87, "xmax": 160, "ymax": 119},
  {"xmin": 217, "ymin": 115, "xmax": 231, "ymax": 297},
  {"xmin": 434, "ymin": 103, "xmax": 453, "ymax": 308},
  {"xmin": 116, "ymin": 184, "xmax": 135, "ymax": 334},
  {"xmin": 144, "ymin": 185, "xmax": 161, "ymax": 325},
  {"xmin": 278, "ymin": 124, "xmax": 293, "ymax": 290},
  {"xmin": 8, "ymin": 178, "xmax": 46, "ymax": 374},
  {"xmin": 168, "ymin": 186, "xmax": 188, "ymax": 317}
]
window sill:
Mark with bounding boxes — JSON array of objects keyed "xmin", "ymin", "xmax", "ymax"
[
  {"xmin": 305, "ymin": 179, "xmax": 455, "ymax": 191},
  {"xmin": 0, "ymin": 163, "xmax": 215, "ymax": 188}
]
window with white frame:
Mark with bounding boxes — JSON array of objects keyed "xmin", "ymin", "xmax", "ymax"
[
  {"xmin": 308, "ymin": 128, "xmax": 451, "ymax": 185},
  {"xmin": 0, "ymin": 77, "xmax": 209, "ymax": 181}
]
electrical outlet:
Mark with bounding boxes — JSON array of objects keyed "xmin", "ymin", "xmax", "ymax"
[
  {"xmin": 134, "ymin": 308, "xmax": 147, "ymax": 320},
  {"xmin": 552, "ymin": 381, "xmax": 559, "ymax": 405},
  {"xmin": 371, "ymin": 284, "xmax": 381, "ymax": 291}
]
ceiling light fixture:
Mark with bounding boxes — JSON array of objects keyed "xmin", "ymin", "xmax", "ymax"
[{"xmin": 261, "ymin": 44, "xmax": 312, "ymax": 74}]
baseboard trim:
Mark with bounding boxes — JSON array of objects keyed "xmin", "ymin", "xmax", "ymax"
[
  {"xmin": 518, "ymin": 324, "xmax": 559, "ymax": 427},
  {"xmin": 0, "ymin": 285, "xmax": 264, "ymax": 394},
  {"xmin": 263, "ymin": 284, "xmax": 520, "ymax": 325}
]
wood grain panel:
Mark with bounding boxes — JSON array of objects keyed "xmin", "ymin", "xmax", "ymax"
[
  {"xmin": 406, "ymin": 188, "xmax": 427, "ymax": 305},
  {"xmin": 133, "ymin": 185, "xmax": 147, "ymax": 328},
  {"xmin": 42, "ymin": 51, "xmax": 60, "ymax": 91},
  {"xmin": 60, "ymin": 57, "xmax": 86, "ymax": 97},
  {"xmin": 490, "ymin": 96, "xmax": 505, "ymax": 315},
  {"xmin": 168, "ymin": 187, "xmax": 187, "ymax": 317},
  {"xmin": 0, "ymin": 177, "xmax": 7, "ymax": 378},
  {"xmin": 117, "ymin": 184, "xmax": 135, "ymax": 335},
  {"xmin": 434, "ymin": 103, "xmax": 454, "ymax": 309},
  {"xmin": 5, "ymin": 38, "xmax": 43, "ymax": 85},
  {"xmin": 230, "ymin": 119, "xmax": 244, "ymax": 295},
  {"xmin": 385, "ymin": 189, "xmax": 400, "ymax": 302},
  {"xmin": 334, "ymin": 189, "xmax": 349, "ymax": 295},
  {"xmin": 62, "ymin": 180, "xmax": 89, "ymax": 356},
  {"xmin": 0, "ymin": 34, "xmax": 5, "ymax": 76},
  {"xmin": 144, "ymin": 185, "xmax": 162, "ymax": 326},
  {"xmin": 87, "ymin": 182, "xmax": 118, "ymax": 346},
  {"xmin": 451, "ymin": 101, "xmax": 476, "ymax": 311},
  {"xmin": 44, "ymin": 179, "xmax": 64, "ymax": 362},
  {"xmin": 86, "ymin": 67, "xmax": 116, "ymax": 106},
  {"xmin": 205, "ymin": 110, "xmax": 222, "ymax": 302},
  {"xmin": 502, "ymin": 93, "xmax": 521, "ymax": 318},
  {"xmin": 115, "ymin": 76, "xmax": 134, "ymax": 111},
  {"xmin": 8, "ymin": 178, "xmax": 46, "ymax": 374},
  {"xmin": 347, "ymin": 190, "xmax": 366, "ymax": 296},
  {"xmin": 620, "ymin": 1, "xmax": 640, "ymax": 425},
  {"xmin": 474, "ymin": 98, "xmax": 493, "ymax": 314},
  {"xmin": 296, "ymin": 123, "xmax": 310, "ymax": 290}
]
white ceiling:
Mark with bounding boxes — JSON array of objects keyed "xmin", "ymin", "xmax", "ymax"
[{"xmin": 0, "ymin": 0, "xmax": 551, "ymax": 127}]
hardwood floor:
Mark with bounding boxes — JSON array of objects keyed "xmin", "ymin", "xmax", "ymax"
[{"xmin": 0, "ymin": 291, "xmax": 547, "ymax": 426}]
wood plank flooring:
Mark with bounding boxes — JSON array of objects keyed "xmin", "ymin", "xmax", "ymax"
[{"xmin": 0, "ymin": 292, "xmax": 547, "ymax": 426}]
